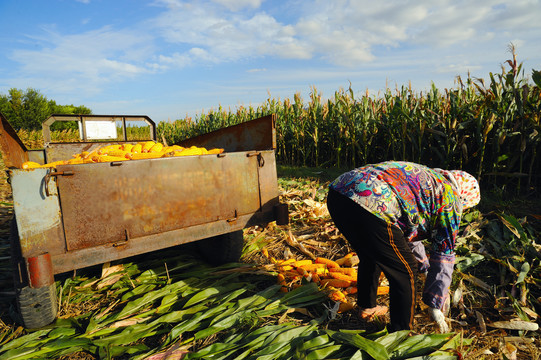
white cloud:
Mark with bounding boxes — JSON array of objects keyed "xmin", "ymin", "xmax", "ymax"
[
  {"xmin": 4, "ymin": 0, "xmax": 540, "ymax": 107},
  {"xmin": 146, "ymin": 0, "xmax": 541, "ymax": 69},
  {"xmin": 211, "ymin": 0, "xmax": 263, "ymax": 11},
  {"xmin": 8, "ymin": 25, "xmax": 155, "ymax": 95}
]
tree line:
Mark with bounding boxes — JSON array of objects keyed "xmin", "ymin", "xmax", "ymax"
[{"xmin": 0, "ymin": 88, "xmax": 91, "ymax": 131}]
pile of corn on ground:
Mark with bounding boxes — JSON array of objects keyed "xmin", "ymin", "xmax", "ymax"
[
  {"xmin": 21, "ymin": 141, "xmax": 224, "ymax": 169},
  {"xmin": 0, "ymin": 165, "xmax": 539, "ymax": 359},
  {"xmin": 264, "ymin": 252, "xmax": 389, "ymax": 314}
]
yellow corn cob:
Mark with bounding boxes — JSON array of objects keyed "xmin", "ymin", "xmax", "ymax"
[
  {"xmin": 311, "ymin": 273, "xmax": 321, "ymax": 283},
  {"xmin": 277, "ymin": 265, "xmax": 294, "ymax": 271},
  {"xmin": 315, "ymin": 257, "xmax": 340, "ymax": 269},
  {"xmin": 298, "ymin": 264, "xmax": 327, "ymax": 272},
  {"xmin": 329, "ymin": 268, "xmax": 357, "ymax": 277},
  {"xmin": 127, "ymin": 152, "xmax": 164, "ymax": 160},
  {"xmin": 83, "ymin": 149, "xmax": 100, "ymax": 160},
  {"xmin": 329, "ymin": 272, "xmax": 356, "ymax": 283},
  {"xmin": 122, "ymin": 143, "xmax": 135, "ymax": 152},
  {"xmin": 377, "ymin": 286, "xmax": 390, "ymax": 295},
  {"xmin": 299, "ymin": 267, "xmax": 329, "ymax": 277},
  {"xmin": 141, "ymin": 141, "xmax": 156, "ymax": 153},
  {"xmin": 161, "ymin": 145, "xmax": 183, "ymax": 155},
  {"xmin": 21, "ymin": 161, "xmax": 42, "ymax": 169},
  {"xmin": 92, "ymin": 155, "xmax": 129, "ymax": 163},
  {"xmin": 173, "ymin": 147, "xmax": 207, "ymax": 156},
  {"xmin": 149, "ymin": 142, "xmax": 164, "ymax": 153},
  {"xmin": 131, "ymin": 144, "xmax": 143, "ymax": 153},
  {"xmin": 338, "ymin": 302, "xmax": 355, "ymax": 313},
  {"xmin": 329, "ymin": 289, "xmax": 347, "ymax": 302},
  {"xmin": 340, "ymin": 254, "xmax": 359, "ymax": 267},
  {"xmin": 335, "ymin": 253, "xmax": 355, "ymax": 266},
  {"xmin": 293, "ymin": 260, "xmax": 313, "ymax": 268},
  {"xmin": 207, "ymin": 148, "xmax": 224, "ymax": 154},
  {"xmin": 276, "ymin": 258, "xmax": 296, "ymax": 266},
  {"xmin": 284, "ymin": 271, "xmax": 301, "ymax": 281},
  {"xmin": 320, "ymin": 278, "xmax": 352, "ymax": 288},
  {"xmin": 276, "ymin": 273, "xmax": 286, "ymax": 285},
  {"xmin": 96, "ymin": 146, "xmax": 110, "ymax": 155},
  {"xmin": 346, "ymin": 286, "xmax": 358, "ymax": 294},
  {"xmin": 106, "ymin": 149, "xmax": 130, "ymax": 158},
  {"xmin": 97, "ymin": 144, "xmax": 121, "ymax": 155}
]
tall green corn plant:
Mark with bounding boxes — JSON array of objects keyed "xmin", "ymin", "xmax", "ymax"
[
  {"xmin": 306, "ymin": 87, "xmax": 324, "ymax": 167},
  {"xmin": 417, "ymin": 84, "xmax": 448, "ymax": 167}
]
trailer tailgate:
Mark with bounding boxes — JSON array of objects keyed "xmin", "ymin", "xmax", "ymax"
[{"xmin": 56, "ymin": 151, "xmax": 273, "ymax": 251}]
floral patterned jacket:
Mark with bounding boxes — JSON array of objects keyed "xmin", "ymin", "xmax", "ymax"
[{"xmin": 329, "ymin": 161, "xmax": 462, "ymax": 309}]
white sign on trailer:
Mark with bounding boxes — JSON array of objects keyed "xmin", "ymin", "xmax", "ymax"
[{"xmin": 79, "ymin": 120, "xmax": 117, "ymax": 140}]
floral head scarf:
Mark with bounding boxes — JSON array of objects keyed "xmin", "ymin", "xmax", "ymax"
[{"xmin": 435, "ymin": 169, "xmax": 481, "ymax": 210}]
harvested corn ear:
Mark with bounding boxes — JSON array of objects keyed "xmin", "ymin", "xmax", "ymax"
[
  {"xmin": 92, "ymin": 155, "xmax": 129, "ymax": 163},
  {"xmin": 131, "ymin": 143, "xmax": 143, "ymax": 153},
  {"xmin": 21, "ymin": 161, "xmax": 42, "ymax": 169},
  {"xmin": 315, "ymin": 257, "xmax": 340, "ymax": 269},
  {"xmin": 149, "ymin": 142, "xmax": 164, "ymax": 153},
  {"xmin": 320, "ymin": 278, "xmax": 352, "ymax": 288},
  {"xmin": 142, "ymin": 141, "xmax": 156, "ymax": 153},
  {"xmin": 263, "ymin": 252, "xmax": 388, "ymax": 313},
  {"xmin": 18, "ymin": 140, "xmax": 225, "ymax": 168}
]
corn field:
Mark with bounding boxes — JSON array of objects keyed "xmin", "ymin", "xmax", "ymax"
[
  {"xmin": 156, "ymin": 53, "xmax": 541, "ymax": 195},
  {"xmin": 16, "ymin": 54, "xmax": 540, "ymax": 195}
]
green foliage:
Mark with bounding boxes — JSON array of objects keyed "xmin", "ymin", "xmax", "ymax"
[
  {"xmin": 0, "ymin": 88, "xmax": 92, "ymax": 131},
  {"xmin": 155, "ymin": 51, "xmax": 541, "ymax": 195},
  {"xmin": 0, "ymin": 253, "xmax": 462, "ymax": 360}
]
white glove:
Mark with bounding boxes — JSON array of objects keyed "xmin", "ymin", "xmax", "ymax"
[{"xmin": 428, "ymin": 307, "xmax": 449, "ymax": 333}]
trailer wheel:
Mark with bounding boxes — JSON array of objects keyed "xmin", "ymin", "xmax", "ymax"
[
  {"xmin": 10, "ymin": 218, "xmax": 58, "ymax": 329},
  {"xmin": 197, "ymin": 230, "xmax": 244, "ymax": 265},
  {"xmin": 16, "ymin": 283, "xmax": 58, "ymax": 329}
]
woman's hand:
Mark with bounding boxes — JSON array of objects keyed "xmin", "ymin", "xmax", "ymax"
[{"xmin": 428, "ymin": 307, "xmax": 449, "ymax": 333}]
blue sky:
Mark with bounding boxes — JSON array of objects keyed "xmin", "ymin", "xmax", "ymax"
[{"xmin": 1, "ymin": 0, "xmax": 540, "ymax": 123}]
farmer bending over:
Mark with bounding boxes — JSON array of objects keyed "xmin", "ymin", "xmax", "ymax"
[{"xmin": 326, "ymin": 161, "xmax": 480, "ymax": 332}]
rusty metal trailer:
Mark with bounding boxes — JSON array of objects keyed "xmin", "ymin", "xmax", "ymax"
[{"xmin": 0, "ymin": 113, "xmax": 287, "ymax": 329}]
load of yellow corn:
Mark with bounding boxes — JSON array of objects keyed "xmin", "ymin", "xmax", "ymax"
[
  {"xmin": 262, "ymin": 249, "xmax": 389, "ymax": 314},
  {"xmin": 19, "ymin": 141, "xmax": 224, "ymax": 169}
]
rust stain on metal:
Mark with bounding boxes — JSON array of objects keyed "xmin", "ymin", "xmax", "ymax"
[
  {"xmin": 178, "ymin": 115, "xmax": 276, "ymax": 152},
  {"xmin": 51, "ymin": 211, "xmax": 274, "ymax": 274},
  {"xmin": 57, "ymin": 152, "xmax": 262, "ymax": 251},
  {"xmin": 27, "ymin": 253, "xmax": 54, "ymax": 288},
  {"xmin": 0, "ymin": 113, "xmax": 29, "ymax": 168}
]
